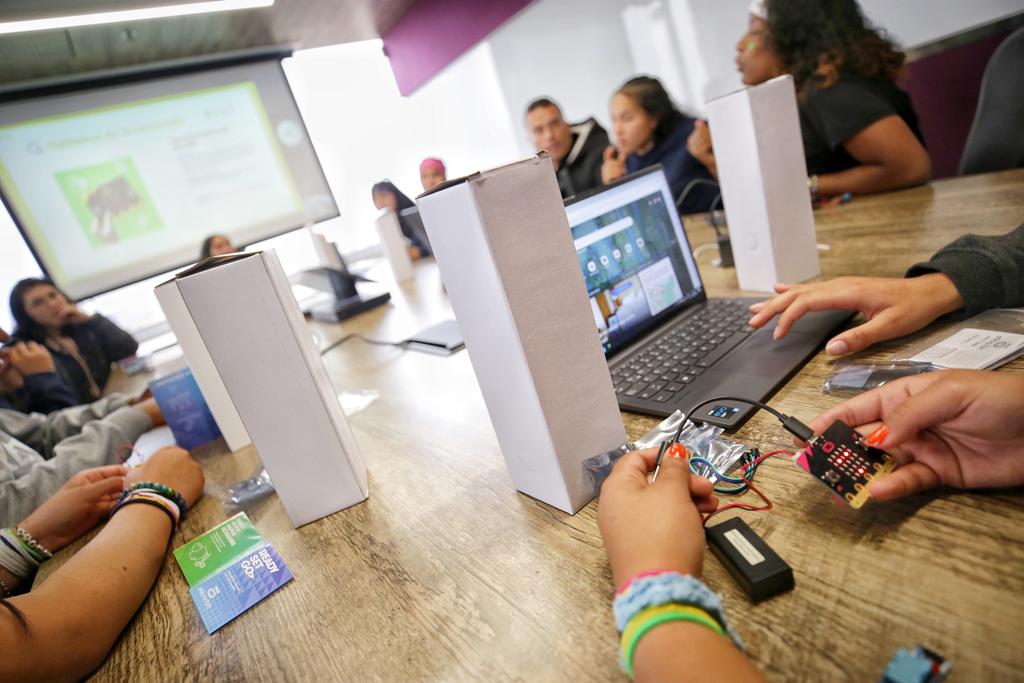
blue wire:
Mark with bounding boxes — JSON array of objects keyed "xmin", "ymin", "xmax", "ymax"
[{"xmin": 688, "ymin": 456, "xmax": 747, "ymax": 485}]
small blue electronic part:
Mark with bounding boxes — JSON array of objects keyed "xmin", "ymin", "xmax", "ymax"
[
  {"xmin": 709, "ymin": 405, "xmax": 740, "ymax": 419},
  {"xmin": 880, "ymin": 646, "xmax": 951, "ymax": 683}
]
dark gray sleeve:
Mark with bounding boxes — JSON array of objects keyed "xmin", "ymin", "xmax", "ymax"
[
  {"xmin": 83, "ymin": 314, "xmax": 139, "ymax": 361},
  {"xmin": 905, "ymin": 224, "xmax": 1024, "ymax": 316}
]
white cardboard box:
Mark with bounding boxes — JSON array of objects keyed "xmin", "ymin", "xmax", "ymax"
[
  {"xmin": 154, "ymin": 280, "xmax": 251, "ymax": 452},
  {"xmin": 375, "ymin": 211, "xmax": 415, "ymax": 282},
  {"xmin": 416, "ymin": 154, "xmax": 627, "ymax": 514},
  {"xmin": 706, "ymin": 74, "xmax": 820, "ymax": 292},
  {"xmin": 157, "ymin": 251, "xmax": 368, "ymax": 527}
]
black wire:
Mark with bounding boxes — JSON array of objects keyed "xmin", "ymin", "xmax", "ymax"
[
  {"xmin": 675, "ymin": 178, "xmax": 720, "ymax": 216},
  {"xmin": 708, "ymin": 193, "xmax": 724, "ymax": 236},
  {"xmin": 320, "ymin": 333, "xmax": 408, "ymax": 355}
]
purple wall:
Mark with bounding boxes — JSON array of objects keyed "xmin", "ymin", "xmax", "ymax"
[
  {"xmin": 904, "ymin": 31, "xmax": 1010, "ymax": 179},
  {"xmin": 382, "ymin": 0, "xmax": 532, "ymax": 97}
]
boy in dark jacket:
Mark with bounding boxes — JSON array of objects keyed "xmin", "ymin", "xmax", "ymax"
[{"xmin": 525, "ymin": 97, "xmax": 609, "ymax": 199}]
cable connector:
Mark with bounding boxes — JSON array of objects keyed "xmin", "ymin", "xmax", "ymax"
[{"xmin": 780, "ymin": 415, "xmax": 814, "ymax": 443}]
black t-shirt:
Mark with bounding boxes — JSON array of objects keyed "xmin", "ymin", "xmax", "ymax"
[{"xmin": 800, "ymin": 73, "xmax": 925, "ymax": 175}]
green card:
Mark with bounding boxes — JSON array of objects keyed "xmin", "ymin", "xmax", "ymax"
[{"xmin": 173, "ymin": 512, "xmax": 265, "ymax": 587}]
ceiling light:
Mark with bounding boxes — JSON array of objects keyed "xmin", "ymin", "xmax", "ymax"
[{"xmin": 0, "ymin": 0, "xmax": 275, "ymax": 35}]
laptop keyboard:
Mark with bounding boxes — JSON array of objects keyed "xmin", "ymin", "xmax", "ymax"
[{"xmin": 609, "ymin": 299, "xmax": 754, "ymax": 403}]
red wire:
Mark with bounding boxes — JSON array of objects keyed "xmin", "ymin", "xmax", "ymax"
[{"xmin": 700, "ymin": 449, "xmax": 794, "ymax": 526}]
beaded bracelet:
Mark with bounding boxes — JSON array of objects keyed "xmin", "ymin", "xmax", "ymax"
[
  {"xmin": 0, "ymin": 575, "xmax": 11, "ymax": 598},
  {"xmin": 0, "ymin": 530, "xmax": 39, "ymax": 579},
  {"xmin": 111, "ymin": 494, "xmax": 179, "ymax": 531},
  {"xmin": 15, "ymin": 527, "xmax": 53, "ymax": 561},
  {"xmin": 620, "ymin": 604, "xmax": 726, "ymax": 678},
  {"xmin": 121, "ymin": 482, "xmax": 188, "ymax": 520}
]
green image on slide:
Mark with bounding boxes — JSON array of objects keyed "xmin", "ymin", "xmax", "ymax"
[{"xmin": 55, "ymin": 158, "xmax": 162, "ymax": 247}]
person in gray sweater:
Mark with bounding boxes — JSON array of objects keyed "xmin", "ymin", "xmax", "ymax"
[
  {"xmin": 747, "ymin": 223, "xmax": 1024, "ymax": 355},
  {"xmin": 0, "ymin": 396, "xmax": 161, "ymax": 526}
]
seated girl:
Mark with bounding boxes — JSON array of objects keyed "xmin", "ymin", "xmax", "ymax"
[
  {"xmin": 9, "ymin": 279, "xmax": 139, "ymax": 405},
  {"xmin": 371, "ymin": 181, "xmax": 433, "ymax": 261},
  {"xmin": 601, "ymin": 76, "xmax": 719, "ymax": 215}
]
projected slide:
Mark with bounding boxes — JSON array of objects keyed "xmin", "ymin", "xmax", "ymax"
[
  {"xmin": 0, "ymin": 59, "xmax": 337, "ymax": 300},
  {"xmin": 1, "ymin": 82, "xmax": 299, "ymax": 273}
]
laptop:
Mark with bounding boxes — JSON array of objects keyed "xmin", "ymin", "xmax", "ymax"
[{"xmin": 565, "ymin": 166, "xmax": 850, "ymax": 431}]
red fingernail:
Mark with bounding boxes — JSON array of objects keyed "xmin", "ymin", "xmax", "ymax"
[
  {"xmin": 667, "ymin": 444, "xmax": 688, "ymax": 459},
  {"xmin": 865, "ymin": 425, "xmax": 889, "ymax": 446}
]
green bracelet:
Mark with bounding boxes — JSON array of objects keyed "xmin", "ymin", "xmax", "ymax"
[{"xmin": 620, "ymin": 603, "xmax": 726, "ymax": 679}]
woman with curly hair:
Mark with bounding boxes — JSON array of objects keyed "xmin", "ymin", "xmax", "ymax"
[{"xmin": 688, "ymin": 0, "xmax": 930, "ymax": 198}]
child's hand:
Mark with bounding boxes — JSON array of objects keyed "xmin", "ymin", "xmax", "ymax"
[{"xmin": 598, "ymin": 448, "xmax": 716, "ymax": 586}]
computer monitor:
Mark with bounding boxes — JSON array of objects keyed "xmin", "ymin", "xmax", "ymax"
[{"xmin": 564, "ymin": 167, "xmax": 705, "ymax": 355}]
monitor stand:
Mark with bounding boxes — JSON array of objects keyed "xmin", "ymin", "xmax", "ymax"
[{"xmin": 293, "ymin": 267, "xmax": 391, "ymax": 323}]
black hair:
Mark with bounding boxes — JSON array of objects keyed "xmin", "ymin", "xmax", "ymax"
[
  {"xmin": 9, "ymin": 277, "xmax": 66, "ymax": 344},
  {"xmin": 200, "ymin": 234, "xmax": 230, "ymax": 260},
  {"xmin": 765, "ymin": 0, "xmax": 905, "ymax": 94},
  {"xmin": 616, "ymin": 76, "xmax": 685, "ymax": 146},
  {"xmin": 370, "ymin": 181, "xmax": 416, "ymax": 212},
  {"xmin": 525, "ymin": 97, "xmax": 562, "ymax": 117}
]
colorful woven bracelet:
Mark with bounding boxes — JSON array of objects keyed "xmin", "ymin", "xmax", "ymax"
[
  {"xmin": 130, "ymin": 491, "xmax": 181, "ymax": 524},
  {"xmin": 0, "ymin": 532, "xmax": 37, "ymax": 579},
  {"xmin": 122, "ymin": 482, "xmax": 188, "ymax": 519},
  {"xmin": 111, "ymin": 497, "xmax": 179, "ymax": 531},
  {"xmin": 15, "ymin": 527, "xmax": 53, "ymax": 561},
  {"xmin": 613, "ymin": 571, "xmax": 742, "ymax": 648},
  {"xmin": 620, "ymin": 603, "xmax": 726, "ymax": 678}
]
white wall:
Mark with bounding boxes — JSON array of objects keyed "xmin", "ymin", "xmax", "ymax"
[
  {"xmin": 487, "ymin": 0, "xmax": 642, "ymax": 154},
  {"xmin": 284, "ymin": 39, "xmax": 521, "ymax": 251}
]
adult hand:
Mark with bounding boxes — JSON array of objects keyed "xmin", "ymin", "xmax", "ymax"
[
  {"xmin": 61, "ymin": 304, "xmax": 92, "ymax": 325},
  {"xmin": 748, "ymin": 273, "xmax": 963, "ymax": 355},
  {"xmin": 686, "ymin": 120, "xmax": 717, "ymax": 176},
  {"xmin": 126, "ymin": 446, "xmax": 205, "ymax": 508},
  {"xmin": 18, "ymin": 465, "xmax": 128, "ymax": 553},
  {"xmin": 598, "ymin": 448, "xmax": 717, "ymax": 586},
  {"xmin": 601, "ymin": 145, "xmax": 628, "ymax": 185},
  {"xmin": 6, "ymin": 341, "xmax": 56, "ymax": 376},
  {"xmin": 808, "ymin": 370, "xmax": 1024, "ymax": 500}
]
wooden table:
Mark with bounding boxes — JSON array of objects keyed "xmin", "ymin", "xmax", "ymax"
[{"xmin": 42, "ymin": 171, "xmax": 1024, "ymax": 682}]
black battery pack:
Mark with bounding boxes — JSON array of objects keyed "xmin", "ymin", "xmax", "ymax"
[{"xmin": 706, "ymin": 517, "xmax": 794, "ymax": 603}]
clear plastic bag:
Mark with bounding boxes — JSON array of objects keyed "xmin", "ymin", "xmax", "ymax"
[
  {"xmin": 822, "ymin": 361, "xmax": 938, "ymax": 396},
  {"xmin": 584, "ymin": 410, "xmax": 749, "ymax": 491},
  {"xmin": 220, "ymin": 464, "xmax": 276, "ymax": 513}
]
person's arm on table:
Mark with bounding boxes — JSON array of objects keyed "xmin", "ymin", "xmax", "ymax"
[
  {"xmin": 806, "ymin": 370, "xmax": 1024, "ymax": 500},
  {"xmin": 747, "ymin": 224, "xmax": 1024, "ymax": 355},
  {"xmin": 0, "ymin": 400, "xmax": 162, "ymax": 526},
  {"xmin": 814, "ymin": 115, "xmax": 930, "ymax": 197},
  {"xmin": 905, "ymin": 224, "xmax": 1024, "ymax": 317},
  {"xmin": 0, "ymin": 448, "xmax": 203, "ymax": 683},
  {"xmin": 598, "ymin": 448, "xmax": 764, "ymax": 682}
]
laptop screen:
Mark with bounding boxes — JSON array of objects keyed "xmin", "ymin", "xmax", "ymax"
[{"xmin": 565, "ymin": 167, "xmax": 705, "ymax": 356}]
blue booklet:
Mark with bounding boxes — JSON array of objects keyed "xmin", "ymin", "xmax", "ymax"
[{"xmin": 149, "ymin": 367, "xmax": 221, "ymax": 450}]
